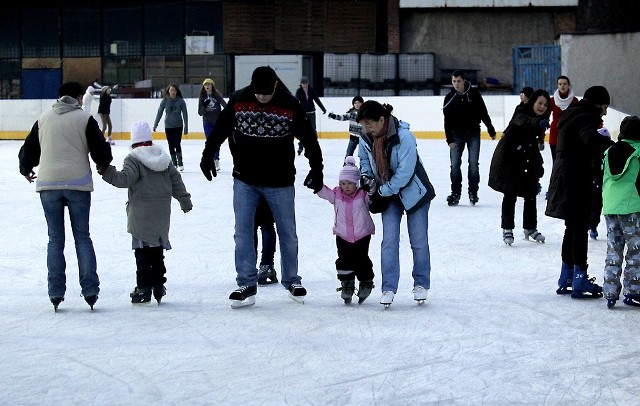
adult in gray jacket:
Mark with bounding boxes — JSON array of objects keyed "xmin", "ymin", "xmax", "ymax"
[
  {"xmin": 153, "ymin": 83, "xmax": 189, "ymax": 171},
  {"xmin": 19, "ymin": 81, "xmax": 113, "ymax": 311}
]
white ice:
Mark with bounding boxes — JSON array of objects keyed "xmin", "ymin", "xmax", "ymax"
[{"xmin": 1, "ymin": 135, "xmax": 637, "ymax": 405}]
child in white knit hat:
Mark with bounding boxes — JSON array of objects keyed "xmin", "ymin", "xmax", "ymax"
[
  {"xmin": 316, "ymin": 156, "xmax": 376, "ymax": 304},
  {"xmin": 98, "ymin": 121, "xmax": 192, "ymax": 305}
]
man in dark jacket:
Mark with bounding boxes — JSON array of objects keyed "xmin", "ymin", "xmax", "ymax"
[
  {"xmin": 200, "ymin": 66, "xmax": 324, "ymax": 308},
  {"xmin": 19, "ymin": 81, "xmax": 113, "ymax": 311},
  {"xmin": 295, "ymin": 76, "xmax": 326, "ymax": 155},
  {"xmin": 545, "ymin": 85, "xmax": 614, "ymax": 298},
  {"xmin": 442, "ymin": 70, "xmax": 496, "ymax": 206}
]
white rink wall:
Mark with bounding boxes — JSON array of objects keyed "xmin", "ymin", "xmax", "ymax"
[{"xmin": 0, "ymin": 95, "xmax": 628, "ymax": 140}]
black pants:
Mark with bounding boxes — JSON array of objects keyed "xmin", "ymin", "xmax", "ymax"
[
  {"xmin": 561, "ymin": 217, "xmax": 590, "ymax": 269},
  {"xmin": 501, "ymin": 193, "xmax": 537, "ymax": 230},
  {"xmin": 165, "ymin": 126, "xmax": 183, "ymax": 156},
  {"xmin": 134, "ymin": 247, "xmax": 167, "ymax": 288},
  {"xmin": 335, "ymin": 236, "xmax": 374, "ymax": 282}
]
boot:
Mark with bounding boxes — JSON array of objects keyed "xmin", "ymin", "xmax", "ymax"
[
  {"xmin": 176, "ymin": 152, "xmax": 184, "ymax": 171},
  {"xmin": 556, "ymin": 262, "xmax": 573, "ymax": 295},
  {"xmin": 130, "ymin": 287, "xmax": 152, "ymax": 304},
  {"xmin": 357, "ymin": 280, "xmax": 375, "ymax": 304},
  {"xmin": 337, "ymin": 279, "xmax": 355, "ymax": 304},
  {"xmin": 571, "ymin": 265, "xmax": 603, "ymax": 299}
]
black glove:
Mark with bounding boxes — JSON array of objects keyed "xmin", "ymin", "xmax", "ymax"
[
  {"xmin": 303, "ymin": 169, "xmax": 323, "ymax": 193},
  {"xmin": 487, "ymin": 124, "xmax": 496, "ymax": 139},
  {"xmin": 203, "ymin": 99, "xmax": 211, "ymax": 107},
  {"xmin": 200, "ymin": 155, "xmax": 217, "ymax": 181},
  {"xmin": 328, "ymin": 112, "xmax": 337, "ymax": 119},
  {"xmin": 369, "ymin": 189, "xmax": 392, "ymax": 214},
  {"xmin": 96, "ymin": 164, "xmax": 108, "ymax": 175},
  {"xmin": 538, "ymin": 118, "xmax": 550, "ymax": 129},
  {"xmin": 360, "ymin": 176, "xmax": 376, "ymax": 194}
]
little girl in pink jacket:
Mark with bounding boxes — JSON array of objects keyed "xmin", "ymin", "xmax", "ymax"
[{"xmin": 317, "ymin": 156, "xmax": 376, "ymax": 304}]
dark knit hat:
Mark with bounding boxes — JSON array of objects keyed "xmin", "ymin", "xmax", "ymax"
[
  {"xmin": 520, "ymin": 87, "xmax": 534, "ymax": 99},
  {"xmin": 352, "ymin": 96, "xmax": 364, "ymax": 105},
  {"xmin": 583, "ymin": 86, "xmax": 610, "ymax": 105},
  {"xmin": 619, "ymin": 116, "xmax": 640, "ymax": 140},
  {"xmin": 250, "ymin": 66, "xmax": 278, "ymax": 95},
  {"xmin": 300, "ymin": 76, "xmax": 309, "ymax": 84}
]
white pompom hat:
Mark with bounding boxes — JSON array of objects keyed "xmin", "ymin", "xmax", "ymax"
[{"xmin": 131, "ymin": 121, "xmax": 153, "ymax": 145}]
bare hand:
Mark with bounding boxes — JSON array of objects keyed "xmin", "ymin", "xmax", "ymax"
[{"xmin": 24, "ymin": 171, "xmax": 36, "ymax": 183}]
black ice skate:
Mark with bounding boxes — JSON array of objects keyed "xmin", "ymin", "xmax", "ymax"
[
  {"xmin": 257, "ymin": 265, "xmax": 278, "ymax": 285},
  {"xmin": 84, "ymin": 294, "xmax": 98, "ymax": 310},
  {"xmin": 287, "ymin": 283, "xmax": 306, "ymax": 304},
  {"xmin": 446, "ymin": 193, "xmax": 460, "ymax": 206},
  {"xmin": 337, "ymin": 280, "xmax": 355, "ymax": 304},
  {"xmin": 229, "ymin": 285, "xmax": 257, "ymax": 308},
  {"xmin": 469, "ymin": 191, "xmax": 478, "ymax": 206},
  {"xmin": 357, "ymin": 280, "xmax": 375, "ymax": 304},
  {"xmin": 623, "ymin": 294, "xmax": 640, "ymax": 307},
  {"xmin": 570, "ymin": 266, "xmax": 603, "ymax": 299},
  {"xmin": 130, "ymin": 287, "xmax": 152, "ymax": 304},
  {"xmin": 50, "ymin": 297, "xmax": 64, "ymax": 312},
  {"xmin": 153, "ymin": 285, "xmax": 166, "ymax": 304}
]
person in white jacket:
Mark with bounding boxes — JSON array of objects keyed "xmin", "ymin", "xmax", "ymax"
[{"xmin": 317, "ymin": 156, "xmax": 375, "ymax": 304}]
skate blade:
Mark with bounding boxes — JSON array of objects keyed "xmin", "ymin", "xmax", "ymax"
[
  {"xmin": 230, "ymin": 296, "xmax": 256, "ymax": 308},
  {"xmin": 382, "ymin": 303, "xmax": 392, "ymax": 309},
  {"xmin": 288, "ymin": 293, "xmax": 305, "ymax": 304},
  {"xmin": 556, "ymin": 287, "xmax": 573, "ymax": 295},
  {"xmin": 258, "ymin": 279, "xmax": 278, "ymax": 286},
  {"xmin": 570, "ymin": 291, "xmax": 603, "ymax": 299},
  {"xmin": 415, "ymin": 299, "xmax": 426, "ymax": 305}
]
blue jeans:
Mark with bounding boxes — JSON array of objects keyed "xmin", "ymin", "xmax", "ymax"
[
  {"xmin": 39, "ymin": 190, "xmax": 99, "ymax": 298},
  {"xmin": 203, "ymin": 121, "xmax": 220, "ymax": 160},
  {"xmin": 380, "ymin": 199, "xmax": 431, "ymax": 293},
  {"xmin": 233, "ymin": 179, "xmax": 300, "ymax": 288},
  {"xmin": 449, "ymin": 130, "xmax": 481, "ymax": 195},
  {"xmin": 345, "ymin": 136, "xmax": 359, "ymax": 157}
]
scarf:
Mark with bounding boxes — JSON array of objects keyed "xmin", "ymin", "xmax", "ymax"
[
  {"xmin": 553, "ymin": 89, "xmax": 575, "ymax": 111},
  {"xmin": 373, "ymin": 120, "xmax": 391, "ymax": 182}
]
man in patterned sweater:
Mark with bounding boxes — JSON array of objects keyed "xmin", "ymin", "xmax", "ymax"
[{"xmin": 200, "ymin": 66, "xmax": 324, "ymax": 308}]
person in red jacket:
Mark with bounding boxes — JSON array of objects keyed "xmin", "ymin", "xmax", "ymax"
[{"xmin": 547, "ymin": 75, "xmax": 579, "ymax": 163}]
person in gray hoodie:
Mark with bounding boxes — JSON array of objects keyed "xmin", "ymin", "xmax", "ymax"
[
  {"xmin": 153, "ymin": 83, "xmax": 189, "ymax": 171},
  {"xmin": 99, "ymin": 121, "xmax": 192, "ymax": 305}
]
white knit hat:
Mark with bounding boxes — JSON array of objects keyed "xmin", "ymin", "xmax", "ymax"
[
  {"xmin": 131, "ymin": 121, "xmax": 153, "ymax": 145},
  {"xmin": 339, "ymin": 156, "xmax": 360, "ymax": 184}
]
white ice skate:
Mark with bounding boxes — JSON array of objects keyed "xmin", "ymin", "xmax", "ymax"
[
  {"xmin": 380, "ymin": 291, "xmax": 395, "ymax": 308},
  {"xmin": 413, "ymin": 286, "xmax": 428, "ymax": 305}
]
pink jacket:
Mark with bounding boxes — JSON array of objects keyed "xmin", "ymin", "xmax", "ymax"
[{"xmin": 317, "ymin": 185, "xmax": 375, "ymax": 243}]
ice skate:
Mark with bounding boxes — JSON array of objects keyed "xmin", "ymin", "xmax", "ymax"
[
  {"xmin": 50, "ymin": 297, "xmax": 64, "ymax": 312},
  {"xmin": 178, "ymin": 165, "xmax": 184, "ymax": 172},
  {"xmin": 413, "ymin": 286, "xmax": 428, "ymax": 305},
  {"xmin": 503, "ymin": 229, "xmax": 514, "ymax": 246},
  {"xmin": 357, "ymin": 280, "xmax": 375, "ymax": 304},
  {"xmin": 152, "ymin": 285, "xmax": 166, "ymax": 304},
  {"xmin": 214, "ymin": 159, "xmax": 221, "ymax": 171},
  {"xmin": 524, "ymin": 229, "xmax": 545, "ymax": 243},
  {"xmin": 380, "ymin": 291, "xmax": 395, "ymax": 308},
  {"xmin": 556, "ymin": 262, "xmax": 574, "ymax": 295},
  {"xmin": 623, "ymin": 294, "xmax": 640, "ymax": 307},
  {"xmin": 336, "ymin": 280, "xmax": 355, "ymax": 304},
  {"xmin": 287, "ymin": 283, "xmax": 307, "ymax": 304},
  {"xmin": 106, "ymin": 136, "xmax": 115, "ymax": 145},
  {"xmin": 84, "ymin": 294, "xmax": 98, "ymax": 310},
  {"xmin": 297, "ymin": 143, "xmax": 304, "ymax": 156},
  {"xmin": 130, "ymin": 287, "xmax": 152, "ymax": 304},
  {"xmin": 468, "ymin": 191, "xmax": 478, "ymax": 206},
  {"xmin": 446, "ymin": 193, "xmax": 460, "ymax": 206},
  {"xmin": 589, "ymin": 228, "xmax": 598, "ymax": 240},
  {"xmin": 229, "ymin": 285, "xmax": 257, "ymax": 308},
  {"xmin": 570, "ymin": 265, "xmax": 603, "ymax": 299},
  {"xmin": 257, "ymin": 264, "xmax": 278, "ymax": 285},
  {"xmin": 607, "ymin": 296, "xmax": 618, "ymax": 309}
]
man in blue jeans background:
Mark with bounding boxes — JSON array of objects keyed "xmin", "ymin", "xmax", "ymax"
[
  {"xmin": 442, "ymin": 70, "xmax": 496, "ymax": 206},
  {"xmin": 19, "ymin": 81, "xmax": 113, "ymax": 311}
]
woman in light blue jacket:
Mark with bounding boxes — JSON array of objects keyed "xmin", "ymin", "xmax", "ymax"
[{"xmin": 357, "ymin": 100, "xmax": 436, "ymax": 307}]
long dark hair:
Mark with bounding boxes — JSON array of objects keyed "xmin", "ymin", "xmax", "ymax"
[
  {"xmin": 525, "ymin": 89, "xmax": 550, "ymax": 115},
  {"xmin": 356, "ymin": 100, "xmax": 393, "ymax": 123},
  {"xmin": 164, "ymin": 83, "xmax": 183, "ymax": 98},
  {"xmin": 357, "ymin": 100, "xmax": 394, "ymax": 182}
]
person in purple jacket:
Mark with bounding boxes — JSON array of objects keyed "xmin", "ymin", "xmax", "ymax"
[{"xmin": 317, "ymin": 156, "xmax": 376, "ymax": 304}]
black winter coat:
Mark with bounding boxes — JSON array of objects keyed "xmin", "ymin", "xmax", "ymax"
[
  {"xmin": 545, "ymin": 100, "xmax": 614, "ymax": 222},
  {"xmin": 488, "ymin": 105, "xmax": 544, "ymax": 197}
]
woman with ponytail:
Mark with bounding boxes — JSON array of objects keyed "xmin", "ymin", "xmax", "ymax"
[{"xmin": 356, "ymin": 100, "xmax": 436, "ymax": 308}]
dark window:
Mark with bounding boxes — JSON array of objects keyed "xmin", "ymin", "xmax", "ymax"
[
  {"xmin": 63, "ymin": 5, "xmax": 101, "ymax": 57},
  {"xmin": 22, "ymin": 7, "xmax": 61, "ymax": 58}
]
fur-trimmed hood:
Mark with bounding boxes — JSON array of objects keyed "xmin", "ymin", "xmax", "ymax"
[{"xmin": 128, "ymin": 144, "xmax": 172, "ymax": 172}]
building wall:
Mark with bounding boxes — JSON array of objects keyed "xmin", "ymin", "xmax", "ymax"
[
  {"xmin": 560, "ymin": 32, "xmax": 640, "ymax": 115},
  {"xmin": 400, "ymin": 8, "xmax": 572, "ymax": 89}
]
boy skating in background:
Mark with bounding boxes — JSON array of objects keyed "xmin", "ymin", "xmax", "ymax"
[
  {"xmin": 98, "ymin": 121, "xmax": 192, "ymax": 304},
  {"xmin": 317, "ymin": 157, "xmax": 376, "ymax": 304},
  {"xmin": 328, "ymin": 96, "xmax": 364, "ymax": 158}
]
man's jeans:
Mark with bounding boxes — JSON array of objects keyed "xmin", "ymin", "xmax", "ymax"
[
  {"xmin": 380, "ymin": 199, "xmax": 431, "ymax": 293},
  {"xmin": 233, "ymin": 179, "xmax": 301, "ymax": 288},
  {"xmin": 449, "ymin": 130, "xmax": 481, "ymax": 195},
  {"xmin": 40, "ymin": 190, "xmax": 99, "ymax": 298}
]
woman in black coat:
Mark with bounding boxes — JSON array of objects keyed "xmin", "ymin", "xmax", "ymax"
[{"xmin": 489, "ymin": 89, "xmax": 550, "ymax": 245}]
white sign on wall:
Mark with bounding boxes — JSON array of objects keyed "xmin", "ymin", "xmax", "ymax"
[{"xmin": 185, "ymin": 36, "xmax": 214, "ymax": 55}]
